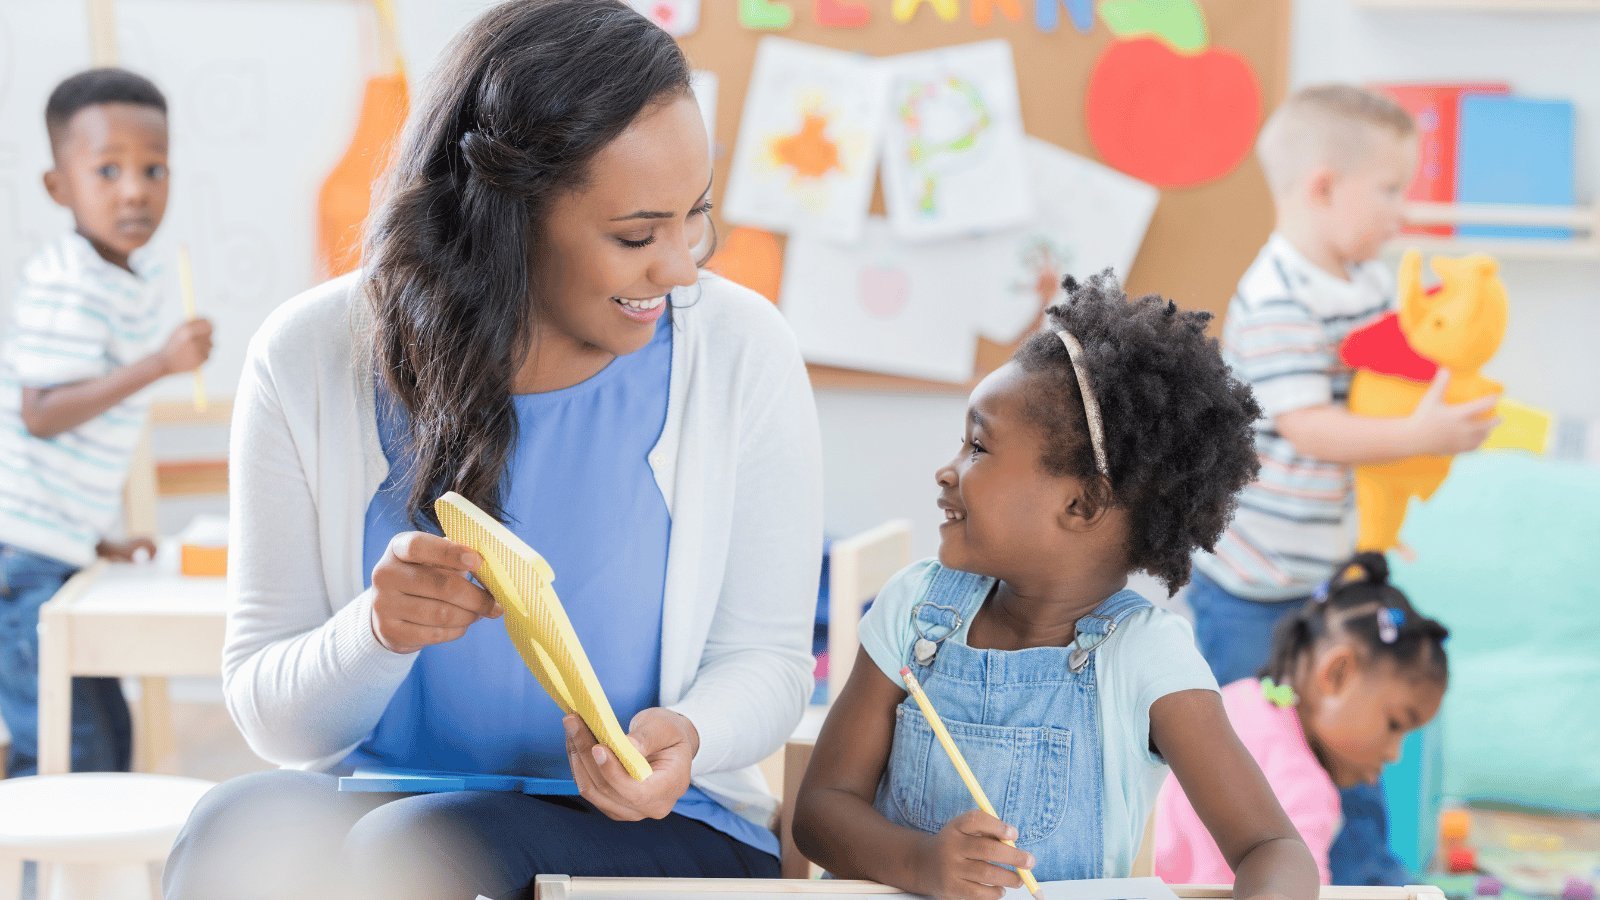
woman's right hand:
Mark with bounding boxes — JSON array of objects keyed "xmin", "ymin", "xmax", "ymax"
[
  {"xmin": 369, "ymin": 532, "xmax": 501, "ymax": 654},
  {"xmin": 912, "ymin": 809, "xmax": 1034, "ymax": 900}
]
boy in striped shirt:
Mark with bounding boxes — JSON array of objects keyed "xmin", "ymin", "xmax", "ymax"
[
  {"xmin": 0, "ymin": 69, "xmax": 212, "ymax": 777},
  {"xmin": 1189, "ymin": 85, "xmax": 1496, "ymax": 884}
]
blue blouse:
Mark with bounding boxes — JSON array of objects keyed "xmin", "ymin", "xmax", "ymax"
[{"xmin": 350, "ymin": 316, "xmax": 777, "ymax": 857}]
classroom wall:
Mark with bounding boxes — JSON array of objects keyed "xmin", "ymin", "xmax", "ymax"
[
  {"xmin": 818, "ymin": 0, "xmax": 1600, "ymax": 560},
  {"xmin": 0, "ymin": 1, "xmax": 1594, "ymax": 556}
]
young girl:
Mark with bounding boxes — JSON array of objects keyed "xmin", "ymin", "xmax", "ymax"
[
  {"xmin": 795, "ymin": 274, "xmax": 1320, "ymax": 900},
  {"xmin": 1156, "ymin": 554, "xmax": 1449, "ymax": 886}
]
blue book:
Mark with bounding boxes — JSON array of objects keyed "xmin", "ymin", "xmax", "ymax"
[
  {"xmin": 337, "ymin": 766, "xmax": 582, "ymax": 796},
  {"xmin": 1456, "ymin": 95, "xmax": 1575, "ymax": 240}
]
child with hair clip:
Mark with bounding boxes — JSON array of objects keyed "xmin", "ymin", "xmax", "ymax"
[
  {"xmin": 1155, "ymin": 553, "xmax": 1449, "ymax": 886},
  {"xmin": 794, "ymin": 273, "xmax": 1322, "ymax": 900}
]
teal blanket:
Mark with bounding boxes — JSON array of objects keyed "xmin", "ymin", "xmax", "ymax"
[{"xmin": 1391, "ymin": 453, "xmax": 1600, "ymax": 813}]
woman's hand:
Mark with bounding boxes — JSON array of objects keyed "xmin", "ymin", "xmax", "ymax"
[
  {"xmin": 563, "ymin": 707, "xmax": 699, "ymax": 821},
  {"xmin": 369, "ymin": 531, "xmax": 501, "ymax": 654},
  {"xmin": 911, "ymin": 809, "xmax": 1033, "ymax": 900}
]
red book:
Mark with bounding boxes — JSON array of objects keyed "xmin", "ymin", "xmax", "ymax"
[{"xmin": 1371, "ymin": 82, "xmax": 1511, "ymax": 237}]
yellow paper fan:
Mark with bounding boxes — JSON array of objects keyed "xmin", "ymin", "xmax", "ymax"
[{"xmin": 435, "ymin": 492, "xmax": 651, "ymax": 781}]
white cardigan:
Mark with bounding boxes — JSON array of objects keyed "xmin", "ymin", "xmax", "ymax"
[{"xmin": 222, "ymin": 271, "xmax": 824, "ymax": 829}]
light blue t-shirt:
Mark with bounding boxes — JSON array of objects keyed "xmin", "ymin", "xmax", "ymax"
[
  {"xmin": 856, "ymin": 559, "xmax": 1218, "ymax": 877},
  {"xmin": 350, "ymin": 315, "xmax": 777, "ymax": 858}
]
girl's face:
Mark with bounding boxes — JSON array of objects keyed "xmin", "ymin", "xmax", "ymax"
[
  {"xmin": 533, "ymin": 93, "xmax": 712, "ymax": 359},
  {"xmin": 1303, "ymin": 648, "xmax": 1445, "ymax": 788},
  {"xmin": 934, "ymin": 363, "xmax": 1080, "ymax": 577}
]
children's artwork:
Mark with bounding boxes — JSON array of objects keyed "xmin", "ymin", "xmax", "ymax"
[
  {"xmin": 724, "ymin": 38, "xmax": 888, "ymax": 240},
  {"xmin": 781, "ymin": 218, "xmax": 987, "ymax": 383},
  {"xmin": 967, "ymin": 138, "xmax": 1159, "ymax": 342},
  {"xmin": 627, "ymin": 0, "xmax": 700, "ymax": 37},
  {"xmin": 1087, "ymin": 38, "xmax": 1260, "ymax": 188},
  {"xmin": 881, "ymin": 40, "xmax": 1031, "ymax": 241},
  {"xmin": 1342, "ymin": 252, "xmax": 1508, "ymax": 552},
  {"xmin": 690, "ymin": 70, "xmax": 717, "ymax": 144}
]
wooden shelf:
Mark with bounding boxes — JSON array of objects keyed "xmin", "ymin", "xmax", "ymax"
[
  {"xmin": 1388, "ymin": 202, "xmax": 1600, "ymax": 260},
  {"xmin": 1356, "ymin": 0, "xmax": 1600, "ymax": 10}
]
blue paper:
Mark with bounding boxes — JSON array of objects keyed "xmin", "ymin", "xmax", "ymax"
[
  {"xmin": 338, "ymin": 766, "xmax": 581, "ymax": 796},
  {"xmin": 1456, "ymin": 95, "xmax": 1575, "ymax": 240}
]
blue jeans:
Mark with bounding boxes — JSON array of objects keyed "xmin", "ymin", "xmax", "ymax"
[
  {"xmin": 1186, "ymin": 570, "xmax": 1411, "ymax": 885},
  {"xmin": 0, "ymin": 544, "xmax": 132, "ymax": 777},
  {"xmin": 164, "ymin": 770, "xmax": 780, "ymax": 900}
]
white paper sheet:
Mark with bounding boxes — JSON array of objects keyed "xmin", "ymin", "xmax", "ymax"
[
  {"xmin": 1005, "ymin": 877, "xmax": 1181, "ymax": 900},
  {"xmin": 969, "ymin": 138, "xmax": 1160, "ymax": 343},
  {"xmin": 881, "ymin": 40, "xmax": 1032, "ymax": 242},
  {"xmin": 723, "ymin": 37, "xmax": 889, "ymax": 241},
  {"xmin": 781, "ymin": 219, "xmax": 987, "ymax": 383},
  {"xmin": 690, "ymin": 70, "xmax": 718, "ymax": 144}
]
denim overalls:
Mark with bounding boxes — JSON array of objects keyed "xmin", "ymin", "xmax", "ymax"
[{"xmin": 872, "ymin": 564, "xmax": 1152, "ymax": 882}]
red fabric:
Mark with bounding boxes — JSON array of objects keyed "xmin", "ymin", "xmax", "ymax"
[{"xmin": 1339, "ymin": 311, "xmax": 1438, "ymax": 382}]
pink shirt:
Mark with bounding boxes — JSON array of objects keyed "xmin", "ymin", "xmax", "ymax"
[{"xmin": 1154, "ymin": 678, "xmax": 1340, "ymax": 885}]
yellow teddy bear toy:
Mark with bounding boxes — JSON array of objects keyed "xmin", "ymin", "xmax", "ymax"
[{"xmin": 1340, "ymin": 250, "xmax": 1507, "ymax": 553}]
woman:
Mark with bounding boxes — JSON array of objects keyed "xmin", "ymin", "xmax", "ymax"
[{"xmin": 164, "ymin": 2, "xmax": 822, "ymax": 897}]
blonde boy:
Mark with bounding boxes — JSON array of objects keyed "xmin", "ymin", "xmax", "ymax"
[{"xmin": 1189, "ymin": 84, "xmax": 1496, "ymax": 886}]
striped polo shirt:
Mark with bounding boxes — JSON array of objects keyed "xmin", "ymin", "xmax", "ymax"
[
  {"xmin": 0, "ymin": 232, "xmax": 167, "ymax": 567},
  {"xmin": 1194, "ymin": 234, "xmax": 1393, "ymax": 601}
]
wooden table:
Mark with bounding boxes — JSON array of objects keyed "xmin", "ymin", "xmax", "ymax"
[
  {"xmin": 532, "ymin": 880, "xmax": 1447, "ymax": 899},
  {"xmin": 36, "ymin": 561, "xmax": 227, "ymax": 776}
]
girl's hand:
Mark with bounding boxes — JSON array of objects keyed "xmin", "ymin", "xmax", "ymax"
[
  {"xmin": 564, "ymin": 708, "xmax": 698, "ymax": 821},
  {"xmin": 912, "ymin": 809, "xmax": 1034, "ymax": 900},
  {"xmin": 369, "ymin": 531, "xmax": 500, "ymax": 654},
  {"xmin": 95, "ymin": 536, "xmax": 156, "ymax": 562}
]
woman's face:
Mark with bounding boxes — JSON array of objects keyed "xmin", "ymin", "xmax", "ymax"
[{"xmin": 534, "ymin": 93, "xmax": 713, "ymax": 359}]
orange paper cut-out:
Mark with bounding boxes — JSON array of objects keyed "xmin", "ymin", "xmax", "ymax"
[
  {"xmin": 769, "ymin": 111, "xmax": 844, "ymax": 180},
  {"xmin": 971, "ymin": 0, "xmax": 1024, "ymax": 25},
  {"xmin": 317, "ymin": 73, "xmax": 409, "ymax": 278},
  {"xmin": 710, "ymin": 228, "xmax": 784, "ymax": 303}
]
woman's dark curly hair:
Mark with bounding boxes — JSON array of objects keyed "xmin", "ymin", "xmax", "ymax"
[{"xmin": 1012, "ymin": 271, "xmax": 1263, "ymax": 593}]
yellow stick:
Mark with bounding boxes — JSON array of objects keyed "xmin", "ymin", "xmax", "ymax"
[
  {"xmin": 176, "ymin": 245, "xmax": 206, "ymax": 413},
  {"xmin": 900, "ymin": 666, "xmax": 1043, "ymax": 899}
]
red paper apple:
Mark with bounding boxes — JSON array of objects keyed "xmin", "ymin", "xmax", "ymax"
[{"xmin": 1087, "ymin": 38, "xmax": 1261, "ymax": 188}]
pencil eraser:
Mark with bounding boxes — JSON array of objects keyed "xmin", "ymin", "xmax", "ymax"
[{"xmin": 900, "ymin": 666, "xmax": 911, "ymax": 677}]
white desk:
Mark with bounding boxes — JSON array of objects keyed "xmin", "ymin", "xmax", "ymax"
[{"xmin": 36, "ymin": 561, "xmax": 227, "ymax": 776}]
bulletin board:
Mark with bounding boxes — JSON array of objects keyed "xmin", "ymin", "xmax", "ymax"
[{"xmin": 679, "ymin": 2, "xmax": 1292, "ymax": 393}]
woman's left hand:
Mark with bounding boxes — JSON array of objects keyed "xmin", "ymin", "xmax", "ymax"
[{"xmin": 564, "ymin": 707, "xmax": 699, "ymax": 821}]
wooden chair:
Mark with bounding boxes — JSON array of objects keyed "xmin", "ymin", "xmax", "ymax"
[
  {"xmin": 824, "ymin": 520, "xmax": 912, "ymax": 703},
  {"xmin": 764, "ymin": 520, "xmax": 912, "ymax": 878}
]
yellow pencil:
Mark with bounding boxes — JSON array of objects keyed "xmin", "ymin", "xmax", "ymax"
[
  {"xmin": 176, "ymin": 245, "xmax": 207, "ymax": 412},
  {"xmin": 900, "ymin": 665, "xmax": 1043, "ymax": 900}
]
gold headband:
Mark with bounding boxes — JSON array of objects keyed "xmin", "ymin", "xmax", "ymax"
[{"xmin": 1056, "ymin": 330, "xmax": 1109, "ymax": 478}]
